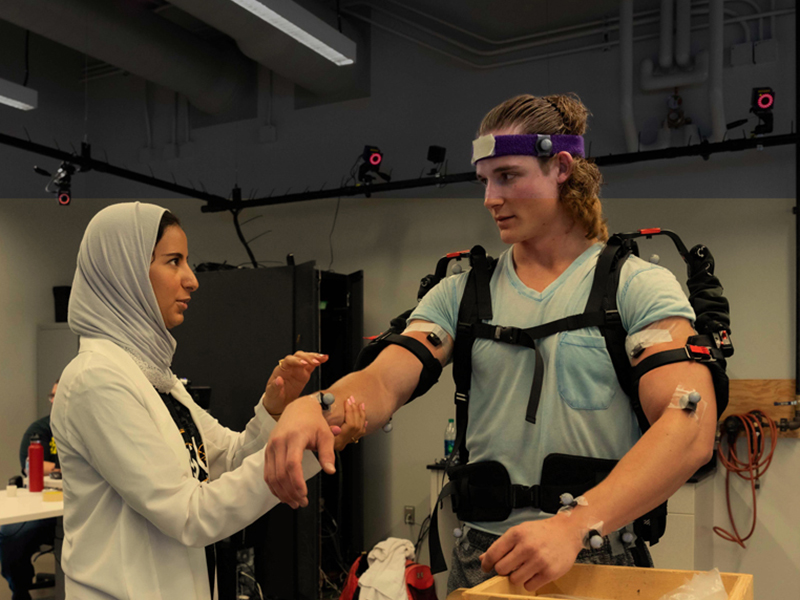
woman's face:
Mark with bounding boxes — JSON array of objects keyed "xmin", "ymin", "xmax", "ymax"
[{"xmin": 149, "ymin": 225, "xmax": 198, "ymax": 330}]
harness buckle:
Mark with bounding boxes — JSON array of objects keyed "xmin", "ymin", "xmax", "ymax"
[
  {"xmin": 493, "ymin": 326, "xmax": 520, "ymax": 345},
  {"xmin": 605, "ymin": 309, "xmax": 622, "ymax": 325},
  {"xmin": 455, "ymin": 391, "xmax": 470, "ymax": 403},
  {"xmin": 510, "ymin": 485, "xmax": 540, "ymax": 509},
  {"xmin": 686, "ymin": 344, "xmax": 715, "ymax": 363},
  {"xmin": 713, "ymin": 330, "xmax": 734, "ymax": 358}
]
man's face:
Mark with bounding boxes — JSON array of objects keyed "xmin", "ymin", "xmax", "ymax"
[
  {"xmin": 49, "ymin": 382, "xmax": 57, "ymax": 405},
  {"xmin": 476, "ymin": 152, "xmax": 562, "ymax": 246}
]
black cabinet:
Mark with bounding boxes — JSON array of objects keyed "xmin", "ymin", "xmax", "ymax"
[{"xmin": 172, "ymin": 264, "xmax": 364, "ymax": 600}]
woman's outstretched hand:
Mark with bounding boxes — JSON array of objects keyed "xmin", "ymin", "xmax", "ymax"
[
  {"xmin": 263, "ymin": 351, "xmax": 328, "ymax": 419},
  {"xmin": 334, "ymin": 397, "xmax": 367, "ymax": 451}
]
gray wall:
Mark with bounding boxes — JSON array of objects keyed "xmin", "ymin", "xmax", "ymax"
[{"xmin": 0, "ymin": 4, "xmax": 796, "ymax": 599}]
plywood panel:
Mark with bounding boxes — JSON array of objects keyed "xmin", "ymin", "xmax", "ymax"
[{"xmin": 724, "ymin": 379, "xmax": 799, "ymax": 439}]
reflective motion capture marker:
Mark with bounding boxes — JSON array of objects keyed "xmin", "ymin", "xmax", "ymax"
[
  {"xmin": 587, "ymin": 530, "xmax": 604, "ymax": 550},
  {"xmin": 680, "ymin": 391, "xmax": 702, "ymax": 413},
  {"xmin": 535, "ymin": 135, "xmax": 553, "ymax": 154},
  {"xmin": 318, "ymin": 392, "xmax": 335, "ymax": 411},
  {"xmin": 621, "ymin": 531, "xmax": 635, "ymax": 544}
]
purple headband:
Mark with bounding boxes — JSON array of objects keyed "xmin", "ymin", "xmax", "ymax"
[{"xmin": 471, "ymin": 134, "xmax": 585, "ymax": 164}]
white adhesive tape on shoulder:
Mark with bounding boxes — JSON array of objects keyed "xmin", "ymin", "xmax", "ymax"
[{"xmin": 625, "ymin": 328, "xmax": 673, "ymax": 359}]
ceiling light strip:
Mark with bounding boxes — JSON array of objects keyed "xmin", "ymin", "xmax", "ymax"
[
  {"xmin": 0, "ymin": 77, "xmax": 38, "ymax": 111},
  {"xmin": 230, "ymin": 0, "xmax": 355, "ymax": 66}
]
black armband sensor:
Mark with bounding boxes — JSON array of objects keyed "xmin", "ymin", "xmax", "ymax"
[{"xmin": 354, "ymin": 332, "xmax": 443, "ymax": 403}]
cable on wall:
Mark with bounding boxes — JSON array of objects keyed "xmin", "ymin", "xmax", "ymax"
[{"xmin": 713, "ymin": 410, "xmax": 778, "ymax": 548}]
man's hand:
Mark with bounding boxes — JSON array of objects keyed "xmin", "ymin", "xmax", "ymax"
[
  {"xmin": 264, "ymin": 394, "xmax": 338, "ymax": 508},
  {"xmin": 263, "ymin": 351, "xmax": 328, "ymax": 418},
  {"xmin": 480, "ymin": 514, "xmax": 583, "ymax": 592}
]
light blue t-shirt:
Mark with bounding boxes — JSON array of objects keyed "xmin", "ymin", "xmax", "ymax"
[{"xmin": 410, "ymin": 243, "xmax": 695, "ymax": 535}]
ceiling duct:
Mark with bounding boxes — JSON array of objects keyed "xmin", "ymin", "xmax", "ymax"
[
  {"xmin": 0, "ymin": 0, "xmax": 250, "ymax": 115},
  {"xmin": 164, "ymin": 0, "xmax": 361, "ymax": 95}
]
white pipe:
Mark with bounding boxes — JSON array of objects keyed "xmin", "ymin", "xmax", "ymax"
[
  {"xmin": 363, "ymin": 2, "xmax": 660, "ymax": 58},
  {"xmin": 771, "ymin": 0, "xmax": 776, "ymax": 39},
  {"xmin": 660, "ymin": 0, "xmax": 675, "ymax": 69},
  {"xmin": 620, "ymin": 0, "xmax": 638, "ymax": 153},
  {"xmin": 641, "ymin": 50, "xmax": 709, "ymax": 90},
  {"xmin": 343, "ymin": 8, "xmax": 794, "ymax": 71},
  {"xmin": 709, "ymin": 0, "xmax": 726, "ymax": 142},
  {"xmin": 345, "ymin": 0, "xmax": 663, "ymax": 46},
  {"xmin": 676, "ymin": 0, "xmax": 692, "ymax": 67},
  {"xmin": 641, "ymin": 124, "xmax": 673, "ymax": 152},
  {"xmin": 0, "ymin": 0, "xmax": 248, "ymax": 115}
]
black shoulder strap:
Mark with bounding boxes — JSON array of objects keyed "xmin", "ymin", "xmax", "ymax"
[
  {"xmin": 451, "ymin": 246, "xmax": 496, "ymax": 465},
  {"xmin": 587, "ymin": 236, "xmax": 652, "ymax": 434}
]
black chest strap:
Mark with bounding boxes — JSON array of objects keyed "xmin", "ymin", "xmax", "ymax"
[{"xmin": 451, "ymin": 240, "xmax": 638, "ymax": 463}]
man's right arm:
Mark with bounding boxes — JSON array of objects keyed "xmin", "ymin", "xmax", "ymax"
[{"xmin": 263, "ymin": 322, "xmax": 452, "ymax": 507}]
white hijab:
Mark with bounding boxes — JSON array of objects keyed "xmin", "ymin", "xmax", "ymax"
[{"xmin": 68, "ymin": 202, "xmax": 178, "ymax": 392}]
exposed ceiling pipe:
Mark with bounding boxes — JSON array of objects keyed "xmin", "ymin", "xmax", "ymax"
[
  {"xmin": 344, "ymin": 8, "xmax": 795, "ymax": 70},
  {"xmin": 352, "ymin": 1, "xmax": 659, "ymax": 58},
  {"xmin": 620, "ymin": 0, "xmax": 638, "ymax": 153},
  {"xmin": 660, "ymin": 0, "xmax": 675, "ymax": 69},
  {"xmin": 641, "ymin": 50, "xmax": 709, "ymax": 90},
  {"xmin": 0, "ymin": 0, "xmax": 250, "ymax": 115},
  {"xmin": 165, "ymin": 0, "xmax": 361, "ymax": 95},
  {"xmin": 345, "ymin": 0, "xmax": 661, "ymax": 46},
  {"xmin": 709, "ymin": 0, "xmax": 726, "ymax": 142},
  {"xmin": 676, "ymin": 0, "xmax": 692, "ymax": 67}
]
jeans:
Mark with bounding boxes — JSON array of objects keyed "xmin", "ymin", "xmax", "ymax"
[{"xmin": 446, "ymin": 525, "xmax": 653, "ymax": 595}]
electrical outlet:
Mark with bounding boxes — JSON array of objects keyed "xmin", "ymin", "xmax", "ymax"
[{"xmin": 404, "ymin": 505, "xmax": 415, "ymax": 525}]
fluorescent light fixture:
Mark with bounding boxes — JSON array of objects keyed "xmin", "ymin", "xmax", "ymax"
[
  {"xmin": 0, "ymin": 77, "xmax": 38, "ymax": 111},
  {"xmin": 229, "ymin": 0, "xmax": 356, "ymax": 66}
]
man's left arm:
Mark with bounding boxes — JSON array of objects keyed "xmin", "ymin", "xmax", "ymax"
[{"xmin": 480, "ymin": 317, "xmax": 716, "ymax": 590}]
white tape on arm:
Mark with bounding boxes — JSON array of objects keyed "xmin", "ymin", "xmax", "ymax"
[
  {"xmin": 404, "ymin": 321, "xmax": 453, "ymax": 362},
  {"xmin": 667, "ymin": 385, "xmax": 707, "ymax": 422},
  {"xmin": 625, "ymin": 328, "xmax": 673, "ymax": 360}
]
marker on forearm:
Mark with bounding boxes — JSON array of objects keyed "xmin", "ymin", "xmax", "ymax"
[{"xmin": 318, "ymin": 392, "xmax": 335, "ymax": 410}]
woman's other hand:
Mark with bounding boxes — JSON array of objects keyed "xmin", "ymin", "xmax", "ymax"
[
  {"xmin": 333, "ymin": 397, "xmax": 367, "ymax": 451},
  {"xmin": 263, "ymin": 351, "xmax": 328, "ymax": 419}
]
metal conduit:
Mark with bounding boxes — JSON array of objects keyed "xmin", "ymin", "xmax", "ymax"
[{"xmin": 341, "ymin": 7, "xmax": 794, "ymax": 70}]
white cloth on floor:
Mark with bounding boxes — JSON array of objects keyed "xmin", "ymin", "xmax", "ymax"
[{"xmin": 358, "ymin": 537, "xmax": 416, "ymax": 600}]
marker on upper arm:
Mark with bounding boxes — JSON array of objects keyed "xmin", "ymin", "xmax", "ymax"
[{"xmin": 667, "ymin": 385, "xmax": 706, "ymax": 421}]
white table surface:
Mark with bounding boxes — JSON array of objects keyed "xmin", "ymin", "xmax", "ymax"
[{"xmin": 0, "ymin": 487, "xmax": 63, "ymax": 526}]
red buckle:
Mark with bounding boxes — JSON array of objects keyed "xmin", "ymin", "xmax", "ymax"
[
  {"xmin": 639, "ymin": 228, "xmax": 662, "ymax": 235},
  {"xmin": 687, "ymin": 344, "xmax": 713, "ymax": 361}
]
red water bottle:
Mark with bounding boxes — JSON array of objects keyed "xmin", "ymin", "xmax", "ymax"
[{"xmin": 28, "ymin": 434, "xmax": 44, "ymax": 492}]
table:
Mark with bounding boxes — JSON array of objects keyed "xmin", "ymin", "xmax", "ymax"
[{"xmin": 0, "ymin": 488, "xmax": 63, "ymax": 526}]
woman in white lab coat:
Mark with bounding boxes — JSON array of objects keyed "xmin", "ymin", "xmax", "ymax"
[{"xmin": 51, "ymin": 202, "xmax": 363, "ymax": 600}]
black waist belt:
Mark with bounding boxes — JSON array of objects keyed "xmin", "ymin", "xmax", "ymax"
[{"xmin": 427, "ymin": 455, "xmax": 668, "ymax": 574}]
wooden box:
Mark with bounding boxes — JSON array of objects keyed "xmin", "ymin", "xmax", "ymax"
[{"xmin": 448, "ymin": 563, "xmax": 753, "ymax": 600}]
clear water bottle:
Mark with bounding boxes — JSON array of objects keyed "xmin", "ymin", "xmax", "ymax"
[{"xmin": 444, "ymin": 418, "xmax": 456, "ymax": 458}]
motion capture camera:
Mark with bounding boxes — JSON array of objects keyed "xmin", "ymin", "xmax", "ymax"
[{"xmin": 750, "ymin": 87, "xmax": 774, "ymax": 135}]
